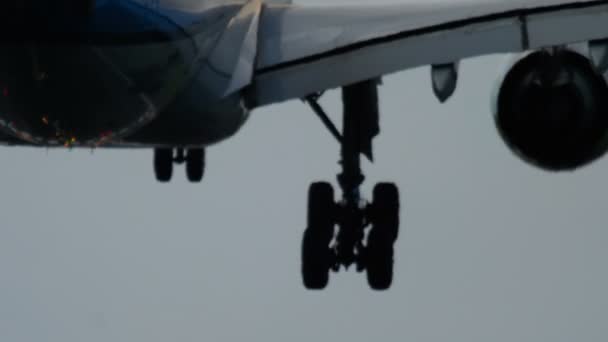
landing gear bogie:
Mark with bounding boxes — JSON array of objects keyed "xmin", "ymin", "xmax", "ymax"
[
  {"xmin": 301, "ymin": 181, "xmax": 400, "ymax": 290},
  {"xmin": 153, "ymin": 147, "xmax": 206, "ymax": 183}
]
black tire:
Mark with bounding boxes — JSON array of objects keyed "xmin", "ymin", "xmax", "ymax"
[
  {"xmin": 366, "ymin": 243, "xmax": 394, "ymax": 290},
  {"xmin": 366, "ymin": 183, "xmax": 400, "ymax": 290},
  {"xmin": 302, "ymin": 229, "xmax": 331, "ymax": 289},
  {"xmin": 186, "ymin": 148, "xmax": 205, "ymax": 182},
  {"xmin": 154, "ymin": 148, "xmax": 173, "ymax": 182},
  {"xmin": 307, "ymin": 182, "xmax": 335, "ymax": 236},
  {"xmin": 371, "ymin": 182, "xmax": 400, "ymax": 242},
  {"xmin": 302, "ymin": 182, "xmax": 335, "ymax": 290}
]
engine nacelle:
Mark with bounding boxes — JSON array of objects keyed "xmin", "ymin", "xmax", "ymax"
[{"xmin": 494, "ymin": 50, "xmax": 608, "ymax": 171}]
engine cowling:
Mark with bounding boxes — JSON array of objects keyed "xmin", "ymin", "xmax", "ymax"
[{"xmin": 495, "ymin": 50, "xmax": 608, "ymax": 171}]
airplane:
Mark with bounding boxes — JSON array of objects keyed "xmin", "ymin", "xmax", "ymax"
[{"xmin": 1, "ymin": 0, "xmax": 608, "ymax": 290}]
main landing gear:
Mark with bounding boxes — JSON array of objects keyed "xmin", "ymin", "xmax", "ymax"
[
  {"xmin": 154, "ymin": 147, "xmax": 205, "ymax": 183},
  {"xmin": 302, "ymin": 80, "xmax": 400, "ymax": 291}
]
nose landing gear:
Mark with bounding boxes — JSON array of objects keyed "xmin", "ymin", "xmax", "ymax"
[
  {"xmin": 301, "ymin": 80, "xmax": 400, "ymax": 290},
  {"xmin": 154, "ymin": 147, "xmax": 206, "ymax": 183}
]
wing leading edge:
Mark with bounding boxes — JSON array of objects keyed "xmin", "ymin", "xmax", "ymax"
[{"xmin": 249, "ymin": 0, "xmax": 608, "ymax": 106}]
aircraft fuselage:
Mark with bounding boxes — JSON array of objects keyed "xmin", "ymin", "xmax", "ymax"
[{"xmin": 0, "ymin": 0, "xmax": 251, "ymax": 148}]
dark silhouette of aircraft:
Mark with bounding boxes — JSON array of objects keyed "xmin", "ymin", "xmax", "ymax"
[{"xmin": 1, "ymin": 0, "xmax": 608, "ymax": 290}]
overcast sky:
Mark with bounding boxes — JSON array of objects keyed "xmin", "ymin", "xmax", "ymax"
[{"xmin": 1, "ymin": 1, "xmax": 608, "ymax": 342}]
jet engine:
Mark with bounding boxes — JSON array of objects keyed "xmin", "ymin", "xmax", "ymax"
[{"xmin": 495, "ymin": 50, "xmax": 608, "ymax": 171}]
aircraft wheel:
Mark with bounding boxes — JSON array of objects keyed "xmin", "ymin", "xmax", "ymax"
[
  {"xmin": 186, "ymin": 148, "xmax": 205, "ymax": 182},
  {"xmin": 366, "ymin": 183, "xmax": 400, "ymax": 290},
  {"xmin": 371, "ymin": 183, "xmax": 400, "ymax": 242},
  {"xmin": 154, "ymin": 148, "xmax": 173, "ymax": 182},
  {"xmin": 366, "ymin": 243, "xmax": 394, "ymax": 290},
  {"xmin": 302, "ymin": 182, "xmax": 335, "ymax": 289}
]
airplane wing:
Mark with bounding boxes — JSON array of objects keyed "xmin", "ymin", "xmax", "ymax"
[{"xmin": 248, "ymin": 0, "xmax": 608, "ymax": 106}]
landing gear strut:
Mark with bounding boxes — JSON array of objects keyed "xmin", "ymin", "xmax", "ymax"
[
  {"xmin": 154, "ymin": 147, "xmax": 206, "ymax": 183},
  {"xmin": 301, "ymin": 80, "xmax": 400, "ymax": 290}
]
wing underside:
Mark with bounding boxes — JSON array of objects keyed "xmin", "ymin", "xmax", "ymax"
[{"xmin": 249, "ymin": 0, "xmax": 608, "ymax": 106}]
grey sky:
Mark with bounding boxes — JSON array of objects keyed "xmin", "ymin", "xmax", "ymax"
[{"xmin": 1, "ymin": 1, "xmax": 608, "ymax": 341}]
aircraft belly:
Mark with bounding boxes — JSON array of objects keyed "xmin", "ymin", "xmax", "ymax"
[
  {"xmin": 0, "ymin": 34, "xmax": 200, "ymax": 146},
  {"xmin": 0, "ymin": 1, "xmax": 253, "ymax": 148},
  {"xmin": 124, "ymin": 82, "xmax": 250, "ymax": 147}
]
